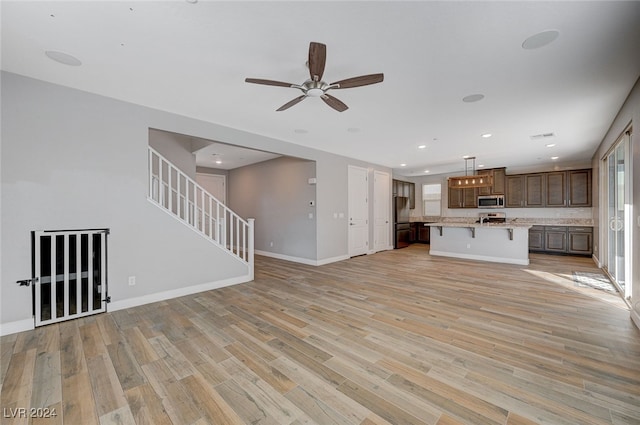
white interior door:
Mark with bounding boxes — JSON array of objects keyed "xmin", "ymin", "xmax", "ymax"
[
  {"xmin": 373, "ymin": 171, "xmax": 391, "ymax": 252},
  {"xmin": 348, "ymin": 165, "xmax": 369, "ymax": 257},
  {"xmin": 196, "ymin": 173, "xmax": 226, "ymax": 204}
]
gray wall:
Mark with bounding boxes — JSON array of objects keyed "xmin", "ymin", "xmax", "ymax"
[
  {"xmin": 0, "ymin": 72, "xmax": 248, "ymax": 328},
  {"xmin": 149, "ymin": 128, "xmax": 197, "ymax": 179},
  {"xmin": 591, "ymin": 76, "xmax": 640, "ymax": 327},
  {"xmin": 1, "ymin": 72, "xmax": 392, "ymax": 329},
  {"xmin": 229, "ymin": 157, "xmax": 317, "ymax": 260}
]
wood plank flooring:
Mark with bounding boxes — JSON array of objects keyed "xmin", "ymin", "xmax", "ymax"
[{"xmin": 1, "ymin": 244, "xmax": 639, "ymax": 424}]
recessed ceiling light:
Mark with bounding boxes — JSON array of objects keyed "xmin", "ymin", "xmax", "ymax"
[
  {"xmin": 478, "ymin": 164, "xmax": 485, "ymax": 168},
  {"xmin": 400, "ymin": 163, "xmax": 407, "ymax": 167},
  {"xmin": 546, "ymin": 143, "xmax": 556, "ymax": 148},
  {"xmin": 462, "ymin": 94, "xmax": 484, "ymax": 103},
  {"xmin": 551, "ymin": 156, "xmax": 559, "ymax": 160},
  {"xmin": 215, "ymin": 160, "xmax": 222, "ymax": 164},
  {"xmin": 481, "ymin": 133, "xmax": 492, "ymax": 138},
  {"xmin": 522, "ymin": 30, "xmax": 560, "ymax": 50},
  {"xmin": 417, "ymin": 144, "xmax": 426, "ymax": 149},
  {"xmin": 45, "ymin": 50, "xmax": 82, "ymax": 66}
]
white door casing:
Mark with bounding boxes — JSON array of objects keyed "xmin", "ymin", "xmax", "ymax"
[
  {"xmin": 373, "ymin": 170, "xmax": 391, "ymax": 252},
  {"xmin": 348, "ymin": 165, "xmax": 369, "ymax": 257}
]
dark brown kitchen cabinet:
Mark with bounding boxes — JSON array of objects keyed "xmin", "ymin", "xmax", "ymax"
[
  {"xmin": 493, "ymin": 168, "xmax": 506, "ymax": 194},
  {"xmin": 409, "ymin": 223, "xmax": 431, "ymax": 243},
  {"xmin": 448, "ymin": 187, "xmax": 462, "ymax": 208},
  {"xmin": 507, "ymin": 169, "xmax": 592, "ymax": 208},
  {"xmin": 528, "ymin": 226, "xmax": 545, "ymax": 251},
  {"xmin": 545, "ymin": 172, "xmax": 567, "ymax": 207},
  {"xmin": 529, "ymin": 225, "xmax": 592, "ymax": 255},
  {"xmin": 393, "ymin": 180, "xmax": 416, "ymax": 209},
  {"xmin": 568, "ymin": 169, "xmax": 592, "ymax": 207},
  {"xmin": 525, "ymin": 174, "xmax": 545, "ymax": 207},
  {"xmin": 477, "ymin": 168, "xmax": 506, "ymax": 196},
  {"xmin": 408, "ymin": 182, "xmax": 415, "ymax": 209},
  {"xmin": 506, "ymin": 175, "xmax": 524, "ymax": 207},
  {"xmin": 545, "ymin": 226, "xmax": 568, "ymax": 252},
  {"xmin": 418, "ymin": 224, "xmax": 431, "ymax": 244},
  {"xmin": 448, "ymin": 187, "xmax": 477, "ymax": 208},
  {"xmin": 568, "ymin": 227, "xmax": 593, "ymax": 255}
]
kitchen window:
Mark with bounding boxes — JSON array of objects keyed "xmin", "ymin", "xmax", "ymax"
[{"xmin": 422, "ymin": 184, "xmax": 442, "ymax": 216}]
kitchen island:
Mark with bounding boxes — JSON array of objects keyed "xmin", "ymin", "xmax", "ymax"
[{"xmin": 424, "ymin": 221, "xmax": 533, "ymax": 265}]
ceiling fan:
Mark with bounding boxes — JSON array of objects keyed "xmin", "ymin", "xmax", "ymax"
[{"xmin": 245, "ymin": 42, "xmax": 384, "ymax": 112}]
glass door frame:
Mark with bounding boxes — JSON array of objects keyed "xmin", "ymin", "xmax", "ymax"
[{"xmin": 602, "ymin": 127, "xmax": 632, "ymax": 302}]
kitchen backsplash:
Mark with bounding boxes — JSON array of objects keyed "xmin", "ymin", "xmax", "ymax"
[{"xmin": 411, "ymin": 207, "xmax": 593, "ymax": 220}]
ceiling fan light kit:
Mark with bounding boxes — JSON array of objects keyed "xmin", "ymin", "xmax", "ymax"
[
  {"xmin": 245, "ymin": 42, "xmax": 383, "ymax": 112},
  {"xmin": 448, "ymin": 156, "xmax": 493, "ymax": 188}
]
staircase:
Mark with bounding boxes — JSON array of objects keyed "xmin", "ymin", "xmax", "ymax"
[{"xmin": 148, "ymin": 146, "xmax": 254, "ymax": 278}]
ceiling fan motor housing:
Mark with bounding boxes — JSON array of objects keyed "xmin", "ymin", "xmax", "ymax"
[{"xmin": 302, "ymin": 80, "xmax": 331, "ymax": 97}]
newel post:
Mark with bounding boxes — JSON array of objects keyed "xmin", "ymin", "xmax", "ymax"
[{"xmin": 248, "ymin": 218, "xmax": 255, "ymax": 280}]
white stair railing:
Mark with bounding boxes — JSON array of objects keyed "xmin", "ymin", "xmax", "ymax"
[{"xmin": 148, "ymin": 146, "xmax": 254, "ymax": 274}]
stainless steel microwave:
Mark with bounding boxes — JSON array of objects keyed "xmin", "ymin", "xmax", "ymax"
[{"xmin": 477, "ymin": 194, "xmax": 505, "ymax": 208}]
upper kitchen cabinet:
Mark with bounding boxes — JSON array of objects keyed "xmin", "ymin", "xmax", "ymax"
[
  {"xmin": 477, "ymin": 168, "xmax": 506, "ymax": 196},
  {"xmin": 506, "ymin": 169, "xmax": 592, "ymax": 208},
  {"xmin": 392, "ymin": 179, "xmax": 416, "ymax": 209},
  {"xmin": 544, "ymin": 169, "xmax": 592, "ymax": 207},
  {"xmin": 545, "ymin": 172, "xmax": 567, "ymax": 207},
  {"xmin": 448, "ymin": 187, "xmax": 477, "ymax": 208},
  {"xmin": 568, "ymin": 169, "xmax": 592, "ymax": 207},
  {"xmin": 525, "ymin": 173, "xmax": 545, "ymax": 207},
  {"xmin": 408, "ymin": 182, "xmax": 415, "ymax": 209},
  {"xmin": 505, "ymin": 175, "xmax": 524, "ymax": 207}
]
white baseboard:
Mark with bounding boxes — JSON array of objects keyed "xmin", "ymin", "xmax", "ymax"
[
  {"xmin": 631, "ymin": 308, "xmax": 640, "ymax": 331},
  {"xmin": 316, "ymin": 254, "xmax": 350, "ymax": 266},
  {"xmin": 255, "ymin": 250, "xmax": 349, "ymax": 266},
  {"xmin": 0, "ymin": 275, "xmax": 252, "ymax": 337},
  {"xmin": 429, "ymin": 250, "xmax": 530, "ymax": 266},
  {"xmin": 592, "ymin": 254, "xmax": 602, "ymax": 268},
  {"xmin": 0, "ymin": 318, "xmax": 35, "ymax": 337},
  {"xmin": 109, "ymin": 274, "xmax": 251, "ymax": 312}
]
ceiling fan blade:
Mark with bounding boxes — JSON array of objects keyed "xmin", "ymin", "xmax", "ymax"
[
  {"xmin": 308, "ymin": 42, "xmax": 326, "ymax": 82},
  {"xmin": 331, "ymin": 73, "xmax": 384, "ymax": 89},
  {"xmin": 276, "ymin": 95, "xmax": 306, "ymax": 111},
  {"xmin": 245, "ymin": 78, "xmax": 296, "ymax": 88},
  {"xmin": 321, "ymin": 94, "xmax": 348, "ymax": 112}
]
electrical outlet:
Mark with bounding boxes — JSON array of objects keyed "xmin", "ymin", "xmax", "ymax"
[{"xmin": 128, "ymin": 276, "xmax": 136, "ymax": 286}]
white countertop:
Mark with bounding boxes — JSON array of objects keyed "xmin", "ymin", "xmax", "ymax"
[
  {"xmin": 411, "ymin": 217, "xmax": 593, "ymax": 227},
  {"xmin": 423, "ymin": 221, "xmax": 533, "ymax": 229}
]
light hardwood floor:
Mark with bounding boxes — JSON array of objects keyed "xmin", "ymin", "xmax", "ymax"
[{"xmin": 1, "ymin": 244, "xmax": 639, "ymax": 425}]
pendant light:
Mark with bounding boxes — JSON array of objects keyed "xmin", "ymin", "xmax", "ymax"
[{"xmin": 447, "ymin": 157, "xmax": 493, "ymax": 188}]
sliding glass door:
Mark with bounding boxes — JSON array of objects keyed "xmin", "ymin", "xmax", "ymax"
[{"xmin": 605, "ymin": 130, "xmax": 631, "ymax": 299}]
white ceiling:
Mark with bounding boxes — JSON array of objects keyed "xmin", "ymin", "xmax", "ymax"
[
  {"xmin": 153, "ymin": 128, "xmax": 282, "ymax": 170},
  {"xmin": 3, "ymin": 1, "xmax": 640, "ymax": 176}
]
